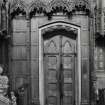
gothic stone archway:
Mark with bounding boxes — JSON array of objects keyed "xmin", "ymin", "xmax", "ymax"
[{"xmin": 39, "ymin": 22, "xmax": 81, "ymax": 105}]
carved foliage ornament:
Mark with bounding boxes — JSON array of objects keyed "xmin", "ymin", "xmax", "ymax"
[
  {"xmin": 10, "ymin": 0, "xmax": 27, "ymax": 17},
  {"xmin": 9, "ymin": 0, "xmax": 90, "ymax": 17}
]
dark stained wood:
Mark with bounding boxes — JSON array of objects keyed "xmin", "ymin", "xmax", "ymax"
[{"xmin": 44, "ymin": 34, "xmax": 76, "ymax": 105}]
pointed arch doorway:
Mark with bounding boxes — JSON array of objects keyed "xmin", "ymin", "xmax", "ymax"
[{"xmin": 39, "ymin": 22, "xmax": 81, "ymax": 105}]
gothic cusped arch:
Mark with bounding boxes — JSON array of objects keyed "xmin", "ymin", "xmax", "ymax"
[
  {"xmin": 28, "ymin": 0, "xmax": 90, "ymax": 18},
  {"xmin": 29, "ymin": 0, "xmax": 46, "ymax": 12},
  {"xmin": 75, "ymin": 0, "xmax": 90, "ymax": 12},
  {"xmin": 29, "ymin": 0, "xmax": 46, "ymax": 17},
  {"xmin": 46, "ymin": 0, "xmax": 75, "ymax": 13},
  {"xmin": 10, "ymin": 0, "xmax": 27, "ymax": 18},
  {"xmin": 9, "ymin": 0, "xmax": 90, "ymax": 19}
]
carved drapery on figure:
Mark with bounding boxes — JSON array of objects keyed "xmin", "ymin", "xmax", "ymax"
[{"xmin": 7, "ymin": 0, "xmax": 90, "ymax": 18}]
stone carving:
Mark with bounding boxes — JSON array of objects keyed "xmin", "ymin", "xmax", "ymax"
[
  {"xmin": 0, "ymin": 66, "xmax": 10, "ymax": 105},
  {"xmin": 10, "ymin": 0, "xmax": 27, "ymax": 15},
  {"xmin": 7, "ymin": 0, "xmax": 90, "ymax": 18}
]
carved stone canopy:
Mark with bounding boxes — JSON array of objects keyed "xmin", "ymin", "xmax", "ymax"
[{"xmin": 8, "ymin": 0, "xmax": 90, "ymax": 18}]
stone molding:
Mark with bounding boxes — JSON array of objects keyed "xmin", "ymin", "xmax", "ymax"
[{"xmin": 41, "ymin": 24, "xmax": 78, "ymax": 35}]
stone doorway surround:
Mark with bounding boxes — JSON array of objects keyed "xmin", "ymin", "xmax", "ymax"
[{"xmin": 39, "ymin": 22, "xmax": 81, "ymax": 105}]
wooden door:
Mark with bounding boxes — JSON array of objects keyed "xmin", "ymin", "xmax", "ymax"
[{"xmin": 44, "ymin": 35, "xmax": 76, "ymax": 105}]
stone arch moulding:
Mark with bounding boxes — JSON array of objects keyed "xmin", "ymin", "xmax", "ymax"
[{"xmin": 39, "ymin": 21, "xmax": 81, "ymax": 105}]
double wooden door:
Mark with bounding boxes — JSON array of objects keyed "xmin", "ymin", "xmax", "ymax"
[{"xmin": 44, "ymin": 35, "xmax": 76, "ymax": 105}]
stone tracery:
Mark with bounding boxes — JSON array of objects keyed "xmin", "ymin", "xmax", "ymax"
[
  {"xmin": 9, "ymin": 0, "xmax": 27, "ymax": 15},
  {"xmin": 7, "ymin": 0, "xmax": 90, "ymax": 18}
]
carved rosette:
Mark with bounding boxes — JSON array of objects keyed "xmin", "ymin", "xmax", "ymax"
[{"xmin": 8, "ymin": 0, "xmax": 90, "ymax": 18}]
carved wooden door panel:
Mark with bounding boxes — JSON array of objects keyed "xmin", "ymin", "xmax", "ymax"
[
  {"xmin": 61, "ymin": 36, "xmax": 75, "ymax": 105},
  {"xmin": 44, "ymin": 35, "xmax": 76, "ymax": 105}
]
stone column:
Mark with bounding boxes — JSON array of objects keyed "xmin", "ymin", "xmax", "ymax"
[{"xmin": 26, "ymin": 13, "xmax": 32, "ymax": 105}]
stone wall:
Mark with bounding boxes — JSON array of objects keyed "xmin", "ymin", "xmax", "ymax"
[{"xmin": 9, "ymin": 11, "xmax": 92, "ymax": 105}]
